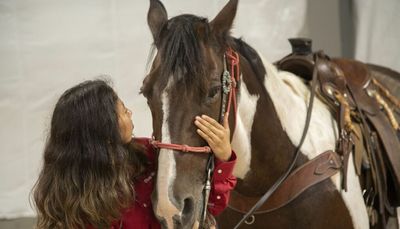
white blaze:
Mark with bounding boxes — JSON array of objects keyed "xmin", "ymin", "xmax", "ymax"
[
  {"xmin": 261, "ymin": 56, "xmax": 369, "ymax": 229},
  {"xmin": 155, "ymin": 87, "xmax": 180, "ymax": 228}
]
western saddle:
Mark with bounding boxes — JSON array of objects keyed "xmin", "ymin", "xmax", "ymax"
[{"xmin": 276, "ymin": 38, "xmax": 400, "ymax": 226}]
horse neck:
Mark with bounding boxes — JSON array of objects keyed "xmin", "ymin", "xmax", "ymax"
[
  {"xmin": 231, "ymin": 50, "xmax": 340, "ymax": 195},
  {"xmin": 230, "ymin": 53, "xmax": 302, "ymax": 195}
]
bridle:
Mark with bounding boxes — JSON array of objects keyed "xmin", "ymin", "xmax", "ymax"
[
  {"xmin": 150, "ymin": 48, "xmax": 240, "ymax": 153},
  {"xmin": 150, "ymin": 48, "xmax": 240, "ymax": 228}
]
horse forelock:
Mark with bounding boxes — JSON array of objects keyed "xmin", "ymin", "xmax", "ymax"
[
  {"xmin": 155, "ymin": 15, "xmax": 213, "ymax": 97},
  {"xmin": 145, "ymin": 14, "xmax": 241, "ymax": 101}
]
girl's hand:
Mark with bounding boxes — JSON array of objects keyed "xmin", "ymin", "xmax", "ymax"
[{"xmin": 194, "ymin": 113, "xmax": 231, "ymax": 161}]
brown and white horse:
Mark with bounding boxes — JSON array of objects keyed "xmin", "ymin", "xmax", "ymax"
[{"xmin": 142, "ymin": 0, "xmax": 399, "ymax": 228}]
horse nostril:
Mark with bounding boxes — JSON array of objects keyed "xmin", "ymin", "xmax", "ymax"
[{"xmin": 181, "ymin": 197, "xmax": 195, "ymax": 224}]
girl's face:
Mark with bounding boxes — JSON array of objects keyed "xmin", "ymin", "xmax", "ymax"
[{"xmin": 116, "ymin": 99, "xmax": 134, "ymax": 144}]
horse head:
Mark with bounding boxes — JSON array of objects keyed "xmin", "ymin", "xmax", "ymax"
[{"xmin": 143, "ymin": 0, "xmax": 239, "ymax": 228}]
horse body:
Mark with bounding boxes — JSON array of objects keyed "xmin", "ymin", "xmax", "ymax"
[
  {"xmin": 143, "ymin": 0, "xmax": 399, "ymax": 228},
  {"xmin": 217, "ymin": 48, "xmax": 368, "ymax": 228}
]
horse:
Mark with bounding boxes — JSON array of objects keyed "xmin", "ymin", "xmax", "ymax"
[{"xmin": 141, "ymin": 0, "xmax": 400, "ymax": 228}]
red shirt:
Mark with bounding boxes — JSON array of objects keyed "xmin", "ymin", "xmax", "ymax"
[{"xmin": 89, "ymin": 137, "xmax": 237, "ymax": 229}]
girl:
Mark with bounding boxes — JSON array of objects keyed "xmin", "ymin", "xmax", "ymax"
[{"xmin": 33, "ymin": 79, "xmax": 236, "ymax": 228}]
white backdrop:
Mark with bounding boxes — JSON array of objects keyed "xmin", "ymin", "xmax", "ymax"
[
  {"xmin": 354, "ymin": 0, "xmax": 400, "ymax": 72},
  {"xmin": 0, "ymin": 0, "xmax": 307, "ymax": 218},
  {"xmin": 0, "ymin": 0, "xmax": 398, "ymax": 219}
]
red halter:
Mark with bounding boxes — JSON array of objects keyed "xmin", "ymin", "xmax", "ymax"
[
  {"xmin": 151, "ymin": 48, "xmax": 240, "ymax": 153},
  {"xmin": 225, "ymin": 48, "xmax": 240, "ymax": 128}
]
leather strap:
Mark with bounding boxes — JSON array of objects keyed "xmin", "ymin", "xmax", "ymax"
[
  {"xmin": 199, "ymin": 154, "xmax": 215, "ymax": 229},
  {"xmin": 336, "ymin": 59, "xmax": 400, "ymax": 194},
  {"xmin": 228, "ymin": 150, "xmax": 342, "ymax": 214},
  {"xmin": 365, "ymin": 111, "xmax": 400, "ymax": 194},
  {"xmin": 352, "ymin": 123, "xmax": 364, "ymax": 176},
  {"xmin": 337, "ymin": 98, "xmax": 353, "ymax": 191}
]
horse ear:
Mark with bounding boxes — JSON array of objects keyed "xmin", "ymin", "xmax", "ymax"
[
  {"xmin": 147, "ymin": 0, "xmax": 168, "ymax": 44},
  {"xmin": 210, "ymin": 0, "xmax": 238, "ymax": 37}
]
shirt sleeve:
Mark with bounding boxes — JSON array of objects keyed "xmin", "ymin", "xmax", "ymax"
[
  {"xmin": 207, "ymin": 151, "xmax": 237, "ymax": 216},
  {"xmin": 132, "ymin": 137, "xmax": 157, "ymax": 163}
]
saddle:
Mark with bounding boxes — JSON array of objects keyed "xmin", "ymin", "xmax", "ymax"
[{"xmin": 275, "ymin": 38, "xmax": 400, "ymax": 225}]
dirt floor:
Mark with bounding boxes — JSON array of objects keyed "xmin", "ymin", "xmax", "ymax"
[{"xmin": 0, "ymin": 217, "xmax": 35, "ymax": 229}]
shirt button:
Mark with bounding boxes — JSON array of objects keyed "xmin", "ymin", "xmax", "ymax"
[
  {"xmin": 216, "ymin": 195, "xmax": 221, "ymax": 200},
  {"xmin": 217, "ymin": 169, "xmax": 222, "ymax": 174},
  {"xmin": 143, "ymin": 203, "xmax": 147, "ymax": 208}
]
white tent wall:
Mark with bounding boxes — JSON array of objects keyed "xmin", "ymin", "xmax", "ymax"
[
  {"xmin": 0, "ymin": 0, "xmax": 398, "ymax": 220},
  {"xmin": 354, "ymin": 0, "xmax": 400, "ymax": 72},
  {"xmin": 0, "ymin": 0, "xmax": 307, "ymax": 219}
]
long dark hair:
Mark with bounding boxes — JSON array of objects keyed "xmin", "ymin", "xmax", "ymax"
[{"xmin": 33, "ymin": 80, "xmax": 144, "ymax": 228}]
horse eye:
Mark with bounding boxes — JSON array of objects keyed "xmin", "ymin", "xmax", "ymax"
[{"xmin": 208, "ymin": 86, "xmax": 220, "ymax": 99}]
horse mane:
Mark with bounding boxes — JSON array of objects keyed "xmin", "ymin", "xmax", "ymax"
[{"xmin": 233, "ymin": 38, "xmax": 266, "ymax": 83}]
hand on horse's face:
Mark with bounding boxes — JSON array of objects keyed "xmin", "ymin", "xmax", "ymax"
[{"xmin": 194, "ymin": 113, "xmax": 232, "ymax": 161}]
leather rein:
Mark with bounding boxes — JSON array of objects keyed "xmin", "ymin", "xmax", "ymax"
[{"xmin": 232, "ymin": 53, "xmax": 321, "ymax": 228}]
